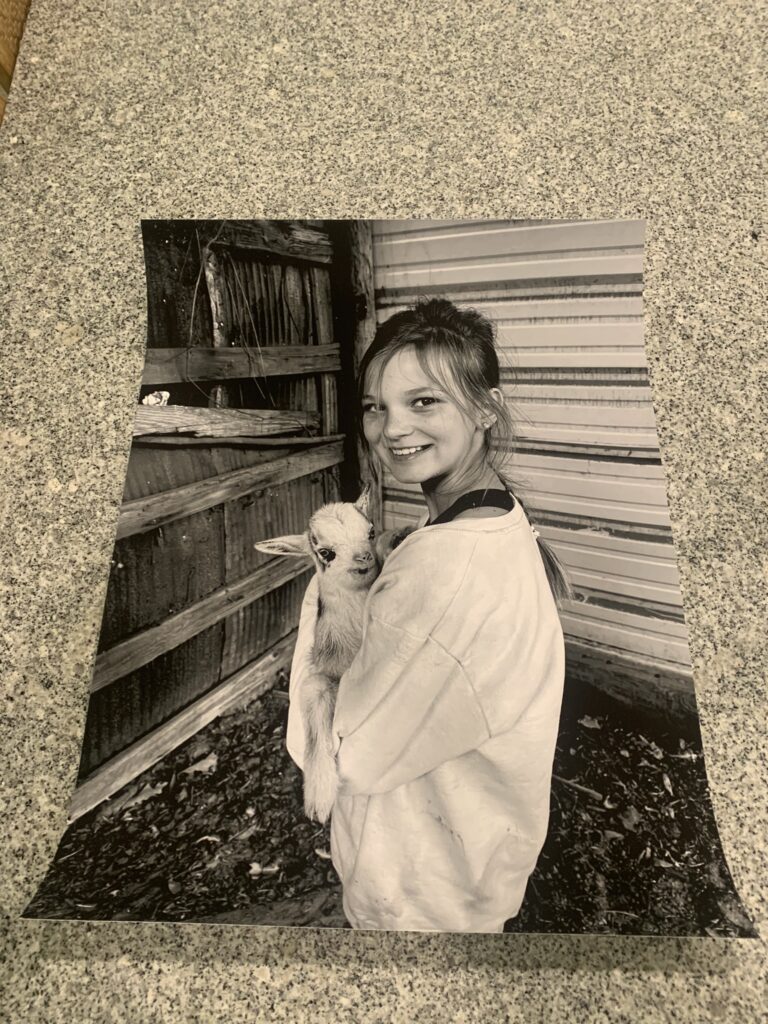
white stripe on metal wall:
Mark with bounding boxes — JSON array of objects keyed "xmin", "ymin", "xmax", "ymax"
[{"xmin": 371, "ymin": 218, "xmax": 692, "ymax": 682}]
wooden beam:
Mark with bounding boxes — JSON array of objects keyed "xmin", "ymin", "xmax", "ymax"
[
  {"xmin": 133, "ymin": 405, "xmax": 320, "ymax": 438},
  {"xmin": 347, "ymin": 222, "xmax": 382, "ymax": 523},
  {"xmin": 133, "ymin": 432, "xmax": 344, "ymax": 448},
  {"xmin": 142, "ymin": 344, "xmax": 341, "ymax": 385},
  {"xmin": 565, "ymin": 638, "xmax": 696, "ymax": 722},
  {"xmin": 203, "ymin": 246, "xmax": 231, "ymax": 409},
  {"xmin": 93, "ymin": 559, "xmax": 312, "ymax": 692},
  {"xmin": 211, "ymin": 220, "xmax": 332, "ymax": 264},
  {"xmin": 69, "ymin": 631, "xmax": 297, "ymax": 822},
  {"xmin": 116, "ymin": 440, "xmax": 344, "ymax": 539}
]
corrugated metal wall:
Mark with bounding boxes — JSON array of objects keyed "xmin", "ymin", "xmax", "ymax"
[{"xmin": 371, "ymin": 219, "xmax": 693, "ymax": 715}]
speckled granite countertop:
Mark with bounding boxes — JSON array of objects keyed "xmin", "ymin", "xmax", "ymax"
[{"xmin": 1, "ymin": 1, "xmax": 765, "ymax": 1021}]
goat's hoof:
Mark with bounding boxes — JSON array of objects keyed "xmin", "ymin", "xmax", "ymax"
[{"xmin": 304, "ymin": 798, "xmax": 332, "ymax": 825}]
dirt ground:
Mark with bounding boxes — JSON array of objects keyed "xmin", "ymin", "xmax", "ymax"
[{"xmin": 24, "ymin": 675, "xmax": 757, "ymax": 937}]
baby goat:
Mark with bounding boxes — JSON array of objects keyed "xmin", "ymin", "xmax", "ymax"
[{"xmin": 254, "ymin": 485, "xmax": 414, "ymax": 823}]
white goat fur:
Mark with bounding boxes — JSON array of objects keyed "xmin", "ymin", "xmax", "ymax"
[{"xmin": 254, "ymin": 485, "xmax": 414, "ymax": 823}]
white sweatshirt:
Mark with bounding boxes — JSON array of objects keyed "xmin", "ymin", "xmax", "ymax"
[{"xmin": 286, "ymin": 501, "xmax": 565, "ymax": 933}]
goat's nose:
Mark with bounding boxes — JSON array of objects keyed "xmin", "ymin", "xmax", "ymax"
[{"xmin": 354, "ymin": 552, "xmax": 374, "ymax": 565}]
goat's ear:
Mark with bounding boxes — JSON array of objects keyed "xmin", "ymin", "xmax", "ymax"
[
  {"xmin": 254, "ymin": 534, "xmax": 310, "ymax": 558},
  {"xmin": 354, "ymin": 482, "xmax": 372, "ymax": 518}
]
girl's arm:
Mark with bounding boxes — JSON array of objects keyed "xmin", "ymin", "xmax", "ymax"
[{"xmin": 332, "ymin": 532, "xmax": 491, "ymax": 796}]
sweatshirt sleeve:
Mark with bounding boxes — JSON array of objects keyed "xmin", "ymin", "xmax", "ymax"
[{"xmin": 332, "ymin": 533, "xmax": 491, "ymax": 796}]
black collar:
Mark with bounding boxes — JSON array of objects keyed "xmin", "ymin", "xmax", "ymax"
[{"xmin": 426, "ymin": 488, "xmax": 516, "ymax": 526}]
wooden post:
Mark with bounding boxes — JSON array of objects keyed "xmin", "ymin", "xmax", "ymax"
[
  {"xmin": 202, "ymin": 245, "xmax": 230, "ymax": 409},
  {"xmin": 331, "ymin": 222, "xmax": 382, "ymax": 528}
]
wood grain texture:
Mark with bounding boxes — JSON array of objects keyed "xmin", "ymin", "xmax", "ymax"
[
  {"xmin": 116, "ymin": 440, "xmax": 344, "ymax": 539},
  {"xmin": 70, "ymin": 631, "xmax": 297, "ymax": 821},
  {"xmin": 142, "ymin": 344, "xmax": 341, "ymax": 385},
  {"xmin": 92, "ymin": 556, "xmax": 311, "ymax": 691},
  {"xmin": 346, "ymin": 221, "xmax": 383, "ymax": 523},
  {"xmin": 132, "ymin": 404, "xmax": 320, "ymax": 438}
]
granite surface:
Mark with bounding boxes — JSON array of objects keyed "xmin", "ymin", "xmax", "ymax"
[{"xmin": 0, "ymin": 0, "xmax": 766, "ymax": 1020}]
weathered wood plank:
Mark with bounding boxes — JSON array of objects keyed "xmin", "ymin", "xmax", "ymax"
[
  {"xmin": 99, "ymin": 505, "xmax": 224, "ymax": 653},
  {"xmin": 124, "ymin": 445, "xmax": 281, "ymax": 501},
  {"xmin": 133, "ymin": 405, "xmax": 320, "ymax": 438},
  {"xmin": 320, "ymin": 374, "xmax": 339, "ymax": 434},
  {"xmin": 346, "ymin": 221, "xmax": 382, "ymax": 524},
  {"xmin": 220, "ymin": 473, "xmax": 324, "ymax": 679},
  {"xmin": 203, "ymin": 246, "xmax": 231, "ymax": 409},
  {"xmin": 133, "ymin": 432, "xmax": 343, "ymax": 448},
  {"xmin": 116, "ymin": 441, "xmax": 344, "ymax": 539},
  {"xmin": 562, "ymin": 608, "xmax": 689, "ymax": 666},
  {"xmin": 70, "ymin": 632, "xmax": 297, "ymax": 822},
  {"xmin": 92, "ymin": 558, "xmax": 312, "ymax": 692},
  {"xmin": 310, "ymin": 266, "xmax": 334, "ymax": 346},
  {"xmin": 142, "ymin": 344, "xmax": 341, "ymax": 385},
  {"xmin": 210, "ymin": 220, "xmax": 332, "ymax": 264},
  {"xmin": 565, "ymin": 638, "xmax": 696, "ymax": 722},
  {"xmin": 83, "ymin": 623, "xmax": 225, "ymax": 774}
]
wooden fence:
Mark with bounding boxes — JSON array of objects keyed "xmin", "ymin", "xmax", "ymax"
[{"xmin": 71, "ymin": 219, "xmax": 372, "ymax": 821}]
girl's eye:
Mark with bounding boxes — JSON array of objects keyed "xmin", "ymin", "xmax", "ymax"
[
  {"xmin": 413, "ymin": 396, "xmax": 438, "ymax": 408},
  {"xmin": 362, "ymin": 403, "xmax": 380, "ymax": 414}
]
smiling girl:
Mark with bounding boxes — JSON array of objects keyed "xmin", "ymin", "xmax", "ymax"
[{"xmin": 289, "ymin": 297, "xmax": 570, "ymax": 932}]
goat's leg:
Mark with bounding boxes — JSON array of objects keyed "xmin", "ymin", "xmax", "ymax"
[{"xmin": 300, "ymin": 673, "xmax": 338, "ymax": 824}]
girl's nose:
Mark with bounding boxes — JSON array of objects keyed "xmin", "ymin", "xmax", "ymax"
[{"xmin": 382, "ymin": 409, "xmax": 413, "ymax": 441}]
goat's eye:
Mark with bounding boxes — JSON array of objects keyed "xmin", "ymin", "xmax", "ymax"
[
  {"xmin": 368, "ymin": 527, "xmax": 375, "ymax": 540},
  {"xmin": 318, "ymin": 548, "xmax": 334, "ymax": 561}
]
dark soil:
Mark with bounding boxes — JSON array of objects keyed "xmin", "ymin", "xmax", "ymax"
[
  {"xmin": 505, "ymin": 688, "xmax": 756, "ymax": 936},
  {"xmin": 24, "ymin": 677, "xmax": 756, "ymax": 937}
]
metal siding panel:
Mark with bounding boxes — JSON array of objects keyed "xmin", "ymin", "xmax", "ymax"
[
  {"xmin": 372, "ymin": 218, "xmax": 691, "ymax": 679},
  {"xmin": 373, "ymin": 218, "xmax": 645, "ymax": 243},
  {"xmin": 378, "ymin": 253, "xmax": 642, "ymax": 292},
  {"xmin": 513, "ymin": 351, "xmax": 649, "ymax": 368},
  {"xmin": 497, "ymin": 322, "xmax": 644, "ymax": 349},
  {"xmin": 560, "ymin": 602, "xmax": 690, "ymax": 666},
  {"xmin": 379, "ymin": 297, "xmax": 644, "ymax": 320},
  {"xmin": 374, "ymin": 220, "xmax": 645, "ymax": 265}
]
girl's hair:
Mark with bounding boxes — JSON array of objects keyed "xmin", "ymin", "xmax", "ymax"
[{"xmin": 356, "ymin": 297, "xmax": 573, "ymax": 605}]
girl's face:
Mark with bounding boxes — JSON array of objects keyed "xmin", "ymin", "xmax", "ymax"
[{"xmin": 362, "ymin": 346, "xmax": 486, "ymax": 487}]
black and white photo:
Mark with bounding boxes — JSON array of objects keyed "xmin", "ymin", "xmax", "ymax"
[{"xmin": 23, "ymin": 218, "xmax": 756, "ymax": 937}]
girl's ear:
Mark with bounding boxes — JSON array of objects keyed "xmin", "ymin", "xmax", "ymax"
[
  {"xmin": 354, "ymin": 482, "xmax": 372, "ymax": 518},
  {"xmin": 254, "ymin": 534, "xmax": 311, "ymax": 557},
  {"xmin": 479, "ymin": 388, "xmax": 504, "ymax": 428}
]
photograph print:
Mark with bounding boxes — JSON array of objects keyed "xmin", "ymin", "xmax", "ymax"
[{"xmin": 24, "ymin": 218, "xmax": 756, "ymax": 936}]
